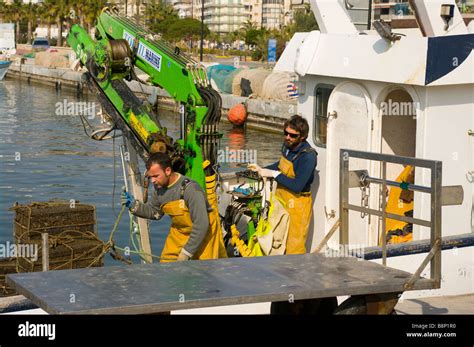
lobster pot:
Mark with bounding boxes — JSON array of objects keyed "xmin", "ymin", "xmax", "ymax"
[
  {"xmin": 11, "ymin": 202, "xmax": 104, "ymax": 273},
  {"xmin": 0, "ymin": 258, "xmax": 17, "ymax": 297},
  {"xmin": 12, "ymin": 202, "xmax": 96, "ymax": 242}
]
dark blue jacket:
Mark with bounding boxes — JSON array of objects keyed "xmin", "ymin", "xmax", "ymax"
[{"xmin": 266, "ymin": 141, "xmax": 317, "ymax": 193}]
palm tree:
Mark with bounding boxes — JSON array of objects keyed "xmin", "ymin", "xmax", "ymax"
[
  {"xmin": 39, "ymin": 0, "xmax": 57, "ymax": 40},
  {"xmin": 6, "ymin": 0, "xmax": 24, "ymax": 45},
  {"xmin": 83, "ymin": 0, "xmax": 106, "ymax": 34},
  {"xmin": 144, "ymin": 1, "xmax": 179, "ymax": 37},
  {"xmin": 134, "ymin": 0, "xmax": 141, "ymax": 25},
  {"xmin": 24, "ymin": 2, "xmax": 39, "ymax": 44},
  {"xmin": 0, "ymin": 0, "xmax": 5, "ymax": 23},
  {"xmin": 145, "ymin": 0, "xmax": 162, "ymax": 28},
  {"xmin": 240, "ymin": 19, "xmax": 257, "ymax": 32},
  {"xmin": 54, "ymin": 0, "xmax": 71, "ymax": 47},
  {"xmin": 223, "ymin": 30, "xmax": 239, "ymax": 46},
  {"xmin": 71, "ymin": 0, "xmax": 85, "ymax": 28},
  {"xmin": 207, "ymin": 31, "xmax": 221, "ymax": 49}
]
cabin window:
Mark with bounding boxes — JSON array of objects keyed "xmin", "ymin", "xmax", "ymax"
[{"xmin": 313, "ymin": 84, "xmax": 334, "ymax": 147}]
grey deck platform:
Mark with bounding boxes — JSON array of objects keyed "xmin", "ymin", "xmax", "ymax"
[{"xmin": 6, "ymin": 253, "xmax": 434, "ymax": 314}]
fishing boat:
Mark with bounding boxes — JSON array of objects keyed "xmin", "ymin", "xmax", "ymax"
[
  {"xmin": 3, "ymin": 0, "xmax": 472, "ymax": 316},
  {"xmin": 0, "ymin": 61, "xmax": 11, "ymax": 81},
  {"xmin": 0, "ymin": 23, "xmax": 14, "ymax": 81},
  {"xmin": 273, "ymin": 0, "xmax": 473, "ymax": 300}
]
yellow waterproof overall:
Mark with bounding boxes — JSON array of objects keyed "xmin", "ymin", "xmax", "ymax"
[
  {"xmin": 276, "ymin": 156, "xmax": 313, "ymax": 254},
  {"xmin": 383, "ymin": 165, "xmax": 414, "ymax": 244},
  {"xmin": 160, "ymin": 178, "xmax": 227, "ymax": 262}
]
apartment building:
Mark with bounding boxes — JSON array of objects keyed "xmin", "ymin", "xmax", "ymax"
[
  {"xmin": 166, "ymin": 0, "xmax": 194, "ymax": 18},
  {"xmin": 262, "ymin": 0, "xmax": 292, "ymax": 29},
  {"xmin": 179, "ymin": 0, "xmax": 292, "ymax": 34},
  {"xmin": 105, "ymin": 0, "xmax": 295, "ymax": 34},
  {"xmin": 190, "ymin": 0, "xmax": 251, "ymax": 35},
  {"xmin": 107, "ymin": 0, "xmax": 150, "ymax": 19}
]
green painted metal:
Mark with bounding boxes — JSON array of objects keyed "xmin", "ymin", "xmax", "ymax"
[
  {"xmin": 246, "ymin": 199, "xmax": 262, "ymax": 242},
  {"xmin": 68, "ymin": 25, "xmax": 161, "ymax": 145},
  {"xmin": 96, "ymin": 12, "xmax": 206, "ymax": 105},
  {"xmin": 66, "ymin": 9, "xmax": 220, "ymax": 189}
]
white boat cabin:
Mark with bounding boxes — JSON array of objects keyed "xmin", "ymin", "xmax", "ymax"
[{"xmin": 275, "ymin": 0, "xmax": 473, "ymax": 296}]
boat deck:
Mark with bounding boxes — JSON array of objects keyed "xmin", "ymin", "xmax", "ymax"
[{"xmin": 6, "ymin": 253, "xmax": 435, "ymax": 314}]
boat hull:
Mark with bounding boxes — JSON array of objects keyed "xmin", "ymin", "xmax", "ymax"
[{"xmin": 0, "ymin": 62, "xmax": 12, "ymax": 81}]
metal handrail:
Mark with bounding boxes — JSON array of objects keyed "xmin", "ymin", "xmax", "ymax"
[{"xmin": 339, "ymin": 149, "xmax": 443, "ymax": 288}]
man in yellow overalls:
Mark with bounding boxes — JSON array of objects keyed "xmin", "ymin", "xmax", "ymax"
[
  {"xmin": 122, "ymin": 153, "xmax": 227, "ymax": 262},
  {"xmin": 249, "ymin": 115, "xmax": 317, "ymax": 254},
  {"xmin": 250, "ymin": 115, "xmax": 324, "ymax": 314}
]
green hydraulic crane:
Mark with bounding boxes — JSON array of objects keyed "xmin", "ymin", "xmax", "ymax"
[
  {"xmin": 67, "ymin": 9, "xmax": 263, "ymax": 259},
  {"xmin": 67, "ymin": 7, "xmax": 222, "ymax": 189}
]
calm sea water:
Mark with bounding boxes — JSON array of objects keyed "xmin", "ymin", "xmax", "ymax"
[{"xmin": 0, "ymin": 79, "xmax": 282, "ymax": 265}]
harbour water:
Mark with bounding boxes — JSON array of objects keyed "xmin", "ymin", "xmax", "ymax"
[{"xmin": 0, "ymin": 79, "xmax": 282, "ymax": 265}]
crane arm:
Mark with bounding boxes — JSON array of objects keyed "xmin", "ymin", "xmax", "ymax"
[{"xmin": 67, "ymin": 8, "xmax": 222, "ymax": 189}]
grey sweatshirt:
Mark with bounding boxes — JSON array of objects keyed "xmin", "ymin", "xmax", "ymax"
[{"xmin": 130, "ymin": 174, "xmax": 212, "ymax": 257}]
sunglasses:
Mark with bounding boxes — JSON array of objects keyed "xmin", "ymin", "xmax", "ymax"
[{"xmin": 284, "ymin": 130, "xmax": 300, "ymax": 139}]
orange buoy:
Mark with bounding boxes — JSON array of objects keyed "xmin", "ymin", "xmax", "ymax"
[{"xmin": 227, "ymin": 103, "xmax": 247, "ymax": 126}]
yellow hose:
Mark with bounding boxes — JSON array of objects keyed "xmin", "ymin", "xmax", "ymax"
[{"xmin": 229, "ymin": 224, "xmax": 253, "ymax": 257}]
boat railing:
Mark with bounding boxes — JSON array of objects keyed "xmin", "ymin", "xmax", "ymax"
[{"xmin": 338, "ymin": 149, "xmax": 464, "ymax": 291}]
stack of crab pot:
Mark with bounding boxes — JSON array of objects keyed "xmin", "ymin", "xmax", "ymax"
[{"xmin": 11, "ymin": 202, "xmax": 105, "ymax": 275}]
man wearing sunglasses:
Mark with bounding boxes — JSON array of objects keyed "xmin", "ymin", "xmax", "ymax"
[
  {"xmin": 121, "ymin": 153, "xmax": 227, "ymax": 262},
  {"xmin": 249, "ymin": 115, "xmax": 317, "ymax": 254}
]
